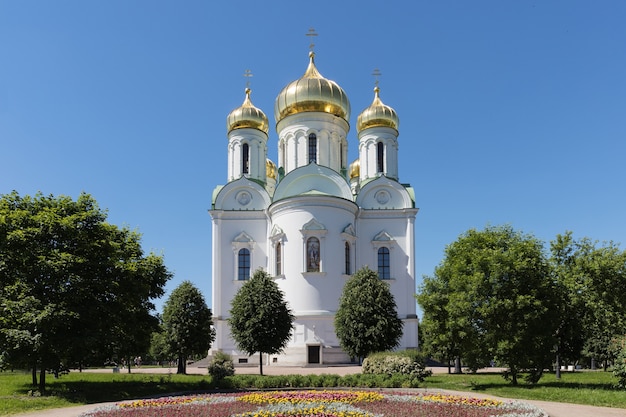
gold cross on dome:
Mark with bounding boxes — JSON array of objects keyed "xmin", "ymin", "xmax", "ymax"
[
  {"xmin": 243, "ymin": 69, "xmax": 253, "ymax": 89},
  {"xmin": 306, "ymin": 27, "xmax": 318, "ymax": 51},
  {"xmin": 372, "ymin": 68, "xmax": 382, "ymax": 87}
]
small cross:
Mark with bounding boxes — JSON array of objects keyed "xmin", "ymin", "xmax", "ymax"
[
  {"xmin": 306, "ymin": 27, "xmax": 318, "ymax": 52},
  {"xmin": 372, "ymin": 68, "xmax": 382, "ymax": 88},
  {"xmin": 243, "ymin": 69, "xmax": 253, "ymax": 89}
]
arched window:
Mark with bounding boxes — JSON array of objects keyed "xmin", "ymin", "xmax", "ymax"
[
  {"xmin": 306, "ymin": 237, "xmax": 320, "ymax": 272},
  {"xmin": 376, "ymin": 142, "xmax": 384, "ymax": 173},
  {"xmin": 238, "ymin": 248, "xmax": 250, "ymax": 280},
  {"xmin": 242, "ymin": 143, "xmax": 249, "ymax": 174},
  {"xmin": 377, "ymin": 247, "xmax": 390, "ymax": 279},
  {"xmin": 275, "ymin": 242, "xmax": 282, "ymax": 276},
  {"xmin": 308, "ymin": 133, "xmax": 317, "ymax": 163},
  {"xmin": 344, "ymin": 242, "xmax": 351, "ymax": 275}
]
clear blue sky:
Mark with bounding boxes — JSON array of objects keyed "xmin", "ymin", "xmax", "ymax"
[{"xmin": 2, "ymin": 1, "xmax": 625, "ymax": 315}]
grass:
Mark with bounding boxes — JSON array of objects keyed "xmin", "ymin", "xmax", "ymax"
[
  {"xmin": 422, "ymin": 370, "xmax": 626, "ymax": 408},
  {"xmin": 0, "ymin": 368, "xmax": 625, "ymax": 415}
]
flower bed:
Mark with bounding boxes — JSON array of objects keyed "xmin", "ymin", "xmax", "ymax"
[{"xmin": 80, "ymin": 390, "xmax": 548, "ymax": 417}]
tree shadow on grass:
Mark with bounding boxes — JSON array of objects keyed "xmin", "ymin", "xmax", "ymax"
[{"xmin": 20, "ymin": 376, "xmax": 216, "ymax": 404}]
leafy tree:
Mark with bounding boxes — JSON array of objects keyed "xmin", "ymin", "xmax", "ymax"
[
  {"xmin": 334, "ymin": 266, "xmax": 403, "ymax": 362},
  {"xmin": 228, "ymin": 269, "xmax": 294, "ymax": 375},
  {"xmin": 162, "ymin": 281, "xmax": 215, "ymax": 374},
  {"xmin": 550, "ymin": 232, "xmax": 626, "ymax": 371},
  {"xmin": 149, "ymin": 328, "xmax": 173, "ymax": 366},
  {"xmin": 0, "ymin": 191, "xmax": 170, "ymax": 391},
  {"xmin": 549, "ymin": 232, "xmax": 589, "ymax": 378},
  {"xmin": 417, "ymin": 225, "xmax": 558, "ymax": 384}
]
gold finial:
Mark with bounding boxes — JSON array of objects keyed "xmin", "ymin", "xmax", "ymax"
[
  {"xmin": 306, "ymin": 27, "xmax": 318, "ymax": 52},
  {"xmin": 372, "ymin": 68, "xmax": 382, "ymax": 88},
  {"xmin": 243, "ymin": 69, "xmax": 253, "ymax": 89}
]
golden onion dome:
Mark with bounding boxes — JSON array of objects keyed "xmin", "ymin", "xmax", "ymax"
[
  {"xmin": 357, "ymin": 86, "xmax": 399, "ymax": 133},
  {"xmin": 274, "ymin": 51, "xmax": 350, "ymax": 124},
  {"xmin": 227, "ymin": 88, "xmax": 269, "ymax": 134},
  {"xmin": 266, "ymin": 158, "xmax": 277, "ymax": 180},
  {"xmin": 349, "ymin": 158, "xmax": 360, "ymax": 179}
]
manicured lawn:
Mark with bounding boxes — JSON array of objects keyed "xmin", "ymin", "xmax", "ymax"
[
  {"xmin": 0, "ymin": 369, "xmax": 624, "ymax": 415},
  {"xmin": 423, "ymin": 370, "xmax": 626, "ymax": 408}
]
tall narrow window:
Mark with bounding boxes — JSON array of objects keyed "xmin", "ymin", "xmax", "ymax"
[
  {"xmin": 344, "ymin": 242, "xmax": 351, "ymax": 275},
  {"xmin": 308, "ymin": 133, "xmax": 317, "ymax": 163},
  {"xmin": 306, "ymin": 237, "xmax": 320, "ymax": 272},
  {"xmin": 340, "ymin": 142, "xmax": 344, "ymax": 169},
  {"xmin": 238, "ymin": 248, "xmax": 250, "ymax": 280},
  {"xmin": 275, "ymin": 242, "xmax": 282, "ymax": 276},
  {"xmin": 377, "ymin": 247, "xmax": 390, "ymax": 279},
  {"xmin": 242, "ymin": 143, "xmax": 249, "ymax": 174},
  {"xmin": 376, "ymin": 142, "xmax": 384, "ymax": 173}
]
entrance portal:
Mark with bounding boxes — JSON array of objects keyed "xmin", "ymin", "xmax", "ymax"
[{"xmin": 307, "ymin": 345, "xmax": 320, "ymax": 364}]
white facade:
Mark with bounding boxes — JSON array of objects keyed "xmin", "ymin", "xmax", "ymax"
[{"xmin": 210, "ymin": 51, "xmax": 419, "ymax": 366}]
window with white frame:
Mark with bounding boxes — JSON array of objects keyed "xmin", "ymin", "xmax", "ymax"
[
  {"xmin": 270, "ymin": 225, "xmax": 285, "ymax": 278},
  {"xmin": 371, "ymin": 230, "xmax": 395, "ymax": 280},
  {"xmin": 301, "ymin": 219, "xmax": 327, "ymax": 274},
  {"xmin": 341, "ymin": 224, "xmax": 357, "ymax": 276},
  {"xmin": 232, "ymin": 231, "xmax": 255, "ymax": 281},
  {"xmin": 377, "ymin": 247, "xmax": 390, "ymax": 279},
  {"xmin": 238, "ymin": 248, "xmax": 250, "ymax": 280}
]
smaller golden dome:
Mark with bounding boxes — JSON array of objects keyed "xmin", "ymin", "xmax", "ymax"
[
  {"xmin": 266, "ymin": 159, "xmax": 277, "ymax": 180},
  {"xmin": 357, "ymin": 86, "xmax": 399, "ymax": 133},
  {"xmin": 274, "ymin": 51, "xmax": 350, "ymax": 124},
  {"xmin": 349, "ymin": 158, "xmax": 360, "ymax": 179},
  {"xmin": 227, "ymin": 88, "xmax": 269, "ymax": 134}
]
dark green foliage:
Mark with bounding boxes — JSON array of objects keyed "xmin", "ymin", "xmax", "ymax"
[
  {"xmin": 162, "ymin": 281, "xmax": 215, "ymax": 374},
  {"xmin": 207, "ymin": 351, "xmax": 235, "ymax": 381},
  {"xmin": 334, "ymin": 266, "xmax": 403, "ymax": 361},
  {"xmin": 417, "ymin": 225, "xmax": 558, "ymax": 385},
  {"xmin": 0, "ymin": 192, "xmax": 170, "ymax": 391},
  {"xmin": 551, "ymin": 233, "xmax": 626, "ymax": 370},
  {"xmin": 228, "ymin": 269, "xmax": 295, "ymax": 375}
]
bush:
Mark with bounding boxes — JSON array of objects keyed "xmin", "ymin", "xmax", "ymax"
[
  {"xmin": 362, "ymin": 350, "xmax": 432, "ymax": 382},
  {"xmin": 612, "ymin": 335, "xmax": 626, "ymax": 389},
  {"xmin": 207, "ymin": 352, "xmax": 235, "ymax": 381}
]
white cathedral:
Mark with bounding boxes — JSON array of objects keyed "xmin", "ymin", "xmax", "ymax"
[{"xmin": 209, "ymin": 49, "xmax": 419, "ymax": 366}]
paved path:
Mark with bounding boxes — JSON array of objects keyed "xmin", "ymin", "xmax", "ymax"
[{"xmin": 12, "ymin": 366, "xmax": 626, "ymax": 417}]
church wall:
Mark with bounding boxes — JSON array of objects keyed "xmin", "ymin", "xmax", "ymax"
[
  {"xmin": 210, "ymin": 211, "xmax": 269, "ymax": 319},
  {"xmin": 355, "ymin": 210, "xmax": 418, "ymax": 346},
  {"xmin": 267, "ymin": 195, "xmax": 358, "ymax": 363}
]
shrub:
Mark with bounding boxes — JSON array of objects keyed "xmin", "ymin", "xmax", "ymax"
[
  {"xmin": 362, "ymin": 350, "xmax": 432, "ymax": 382},
  {"xmin": 207, "ymin": 352, "xmax": 235, "ymax": 381},
  {"xmin": 612, "ymin": 335, "xmax": 626, "ymax": 389}
]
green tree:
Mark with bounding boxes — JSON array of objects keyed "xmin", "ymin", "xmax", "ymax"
[
  {"xmin": 550, "ymin": 232, "xmax": 626, "ymax": 371},
  {"xmin": 162, "ymin": 281, "xmax": 215, "ymax": 374},
  {"xmin": 228, "ymin": 269, "xmax": 294, "ymax": 375},
  {"xmin": 417, "ymin": 225, "xmax": 558, "ymax": 384},
  {"xmin": 0, "ymin": 191, "xmax": 170, "ymax": 391},
  {"xmin": 549, "ymin": 232, "xmax": 588, "ymax": 378},
  {"xmin": 334, "ymin": 266, "xmax": 403, "ymax": 362}
]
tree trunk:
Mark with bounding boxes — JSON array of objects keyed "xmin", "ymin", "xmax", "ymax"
[
  {"xmin": 555, "ymin": 353, "xmax": 561, "ymax": 379},
  {"xmin": 511, "ymin": 371, "xmax": 518, "ymax": 385},
  {"xmin": 591, "ymin": 357, "xmax": 596, "ymax": 370},
  {"xmin": 31, "ymin": 363, "xmax": 37, "ymax": 386},
  {"xmin": 39, "ymin": 367, "xmax": 46, "ymax": 394},
  {"xmin": 177, "ymin": 355, "xmax": 186, "ymax": 374},
  {"xmin": 454, "ymin": 357, "xmax": 460, "ymax": 373},
  {"xmin": 259, "ymin": 352, "xmax": 264, "ymax": 376}
]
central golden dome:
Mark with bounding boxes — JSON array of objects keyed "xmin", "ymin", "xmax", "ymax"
[{"xmin": 274, "ymin": 51, "xmax": 350, "ymax": 124}]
